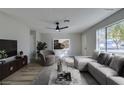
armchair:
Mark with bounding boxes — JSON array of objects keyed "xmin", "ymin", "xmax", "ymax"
[{"xmin": 38, "ymin": 50, "xmax": 55, "ymax": 66}]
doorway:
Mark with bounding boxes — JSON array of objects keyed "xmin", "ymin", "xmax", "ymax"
[
  {"xmin": 82, "ymin": 33, "xmax": 87, "ymax": 56},
  {"xmin": 30, "ymin": 30, "xmax": 36, "ymax": 62}
]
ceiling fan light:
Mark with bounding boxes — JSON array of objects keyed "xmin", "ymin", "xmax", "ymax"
[{"xmin": 56, "ymin": 29, "xmax": 60, "ymax": 32}]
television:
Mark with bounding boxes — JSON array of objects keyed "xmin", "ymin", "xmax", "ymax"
[{"xmin": 0, "ymin": 39, "xmax": 17, "ymax": 57}]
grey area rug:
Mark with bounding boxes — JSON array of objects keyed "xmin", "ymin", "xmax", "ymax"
[
  {"xmin": 32, "ymin": 64, "xmax": 55, "ymax": 85},
  {"xmin": 32, "ymin": 63, "xmax": 99, "ymax": 85}
]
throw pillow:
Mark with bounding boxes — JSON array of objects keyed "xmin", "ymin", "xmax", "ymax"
[
  {"xmin": 104, "ymin": 54, "xmax": 113, "ymax": 66},
  {"xmin": 92, "ymin": 50, "xmax": 99, "ymax": 60},
  {"xmin": 97, "ymin": 53, "xmax": 107, "ymax": 65},
  {"xmin": 109, "ymin": 55, "xmax": 124, "ymax": 72},
  {"xmin": 118, "ymin": 63, "xmax": 124, "ymax": 77}
]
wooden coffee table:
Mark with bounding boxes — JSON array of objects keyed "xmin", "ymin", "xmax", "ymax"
[{"xmin": 48, "ymin": 63, "xmax": 82, "ymax": 85}]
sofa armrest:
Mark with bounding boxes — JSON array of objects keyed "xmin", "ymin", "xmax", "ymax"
[
  {"xmin": 81, "ymin": 56, "xmax": 92, "ymax": 58},
  {"xmin": 107, "ymin": 76, "xmax": 124, "ymax": 85},
  {"xmin": 74, "ymin": 56, "xmax": 97, "ymax": 71}
]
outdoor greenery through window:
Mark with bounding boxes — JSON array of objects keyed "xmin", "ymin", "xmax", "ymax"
[{"xmin": 96, "ymin": 20, "xmax": 124, "ymax": 53}]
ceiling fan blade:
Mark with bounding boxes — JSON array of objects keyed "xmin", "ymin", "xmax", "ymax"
[
  {"xmin": 46, "ymin": 27, "xmax": 56, "ymax": 30},
  {"xmin": 59, "ymin": 26, "xmax": 69, "ymax": 30}
]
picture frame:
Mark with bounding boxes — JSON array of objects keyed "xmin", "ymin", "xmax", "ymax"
[{"xmin": 53, "ymin": 39, "xmax": 70, "ymax": 50}]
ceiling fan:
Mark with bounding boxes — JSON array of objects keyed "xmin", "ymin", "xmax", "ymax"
[{"xmin": 47, "ymin": 21, "xmax": 69, "ymax": 32}]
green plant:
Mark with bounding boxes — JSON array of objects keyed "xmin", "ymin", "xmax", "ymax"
[
  {"xmin": 37, "ymin": 41, "xmax": 47, "ymax": 54},
  {"xmin": 108, "ymin": 24, "xmax": 124, "ymax": 49},
  {"xmin": 0, "ymin": 50, "xmax": 8, "ymax": 59}
]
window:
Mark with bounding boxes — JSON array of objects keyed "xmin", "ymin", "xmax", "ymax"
[
  {"xmin": 96, "ymin": 28, "xmax": 106, "ymax": 52},
  {"xmin": 96, "ymin": 20, "xmax": 124, "ymax": 53}
]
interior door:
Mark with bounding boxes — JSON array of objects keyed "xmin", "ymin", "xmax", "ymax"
[
  {"xmin": 30, "ymin": 31, "xmax": 36, "ymax": 61},
  {"xmin": 82, "ymin": 33, "xmax": 87, "ymax": 56}
]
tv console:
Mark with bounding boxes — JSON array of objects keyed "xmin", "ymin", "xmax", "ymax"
[{"xmin": 0, "ymin": 55, "xmax": 28, "ymax": 80}]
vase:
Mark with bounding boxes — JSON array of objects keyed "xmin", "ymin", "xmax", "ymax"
[
  {"xmin": 57, "ymin": 60, "xmax": 63, "ymax": 72},
  {"xmin": 0, "ymin": 58, "xmax": 6, "ymax": 63}
]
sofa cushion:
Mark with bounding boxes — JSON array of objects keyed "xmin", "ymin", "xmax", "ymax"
[
  {"xmin": 74, "ymin": 56, "xmax": 97, "ymax": 71},
  {"xmin": 107, "ymin": 76, "xmax": 124, "ymax": 85},
  {"xmin": 89, "ymin": 62, "xmax": 104, "ymax": 68},
  {"xmin": 89, "ymin": 62, "xmax": 117, "ymax": 76},
  {"xmin": 97, "ymin": 53, "xmax": 107, "ymax": 65},
  {"xmin": 88, "ymin": 62, "xmax": 106, "ymax": 84},
  {"xmin": 109, "ymin": 55, "xmax": 124, "ymax": 72},
  {"xmin": 118, "ymin": 63, "xmax": 124, "ymax": 77},
  {"xmin": 98, "ymin": 67, "xmax": 118, "ymax": 76},
  {"xmin": 88, "ymin": 62, "xmax": 117, "ymax": 84}
]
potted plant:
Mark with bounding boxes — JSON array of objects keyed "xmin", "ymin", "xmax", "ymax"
[
  {"xmin": 37, "ymin": 41, "xmax": 47, "ymax": 56},
  {"xmin": 0, "ymin": 50, "xmax": 8, "ymax": 62}
]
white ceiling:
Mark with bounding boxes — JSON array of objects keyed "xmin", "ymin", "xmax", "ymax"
[{"xmin": 0, "ymin": 8, "xmax": 121, "ymax": 33}]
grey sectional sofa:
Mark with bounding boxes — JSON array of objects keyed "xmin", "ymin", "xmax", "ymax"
[{"xmin": 74, "ymin": 52, "xmax": 124, "ymax": 85}]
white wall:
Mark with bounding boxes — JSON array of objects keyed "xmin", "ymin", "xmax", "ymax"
[
  {"xmin": 0, "ymin": 11, "xmax": 30, "ymax": 62},
  {"xmin": 40, "ymin": 33, "xmax": 82, "ymax": 56},
  {"xmin": 82, "ymin": 9, "xmax": 124, "ymax": 56}
]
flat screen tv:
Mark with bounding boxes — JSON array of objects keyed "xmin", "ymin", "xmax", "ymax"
[{"xmin": 0, "ymin": 39, "xmax": 17, "ymax": 57}]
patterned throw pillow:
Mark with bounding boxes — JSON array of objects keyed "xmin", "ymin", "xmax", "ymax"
[
  {"xmin": 104, "ymin": 54, "xmax": 113, "ymax": 66},
  {"xmin": 97, "ymin": 53, "xmax": 107, "ymax": 65}
]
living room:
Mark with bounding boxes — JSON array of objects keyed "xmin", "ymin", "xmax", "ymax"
[
  {"xmin": 0, "ymin": 2, "xmax": 124, "ymax": 86},
  {"xmin": 0, "ymin": 8, "xmax": 124, "ymax": 85},
  {"xmin": 1, "ymin": 0, "xmax": 124, "ymax": 92}
]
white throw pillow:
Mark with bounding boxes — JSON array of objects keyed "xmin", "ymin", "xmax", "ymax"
[{"xmin": 92, "ymin": 50, "xmax": 100, "ymax": 60}]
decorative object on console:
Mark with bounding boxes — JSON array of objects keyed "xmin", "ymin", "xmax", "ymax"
[
  {"xmin": 0, "ymin": 50, "xmax": 8, "ymax": 59},
  {"xmin": 19, "ymin": 51, "xmax": 23, "ymax": 56},
  {"xmin": 15, "ymin": 51, "xmax": 24, "ymax": 59},
  {"xmin": 0, "ymin": 50, "xmax": 8, "ymax": 62}
]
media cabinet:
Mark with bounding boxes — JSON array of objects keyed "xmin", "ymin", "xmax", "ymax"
[{"xmin": 0, "ymin": 55, "xmax": 28, "ymax": 80}]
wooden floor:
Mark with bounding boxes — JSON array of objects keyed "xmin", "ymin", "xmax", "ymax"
[{"xmin": 1, "ymin": 63, "xmax": 42, "ymax": 85}]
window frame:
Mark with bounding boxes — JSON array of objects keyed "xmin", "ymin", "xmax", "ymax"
[{"xmin": 96, "ymin": 19, "xmax": 124, "ymax": 53}]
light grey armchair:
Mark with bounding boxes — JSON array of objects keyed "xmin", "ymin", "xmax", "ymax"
[{"xmin": 38, "ymin": 50, "xmax": 55, "ymax": 66}]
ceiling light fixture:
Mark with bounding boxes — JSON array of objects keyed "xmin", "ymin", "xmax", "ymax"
[{"xmin": 56, "ymin": 29, "xmax": 60, "ymax": 32}]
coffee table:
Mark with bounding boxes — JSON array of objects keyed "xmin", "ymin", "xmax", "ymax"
[{"xmin": 48, "ymin": 63, "xmax": 82, "ymax": 85}]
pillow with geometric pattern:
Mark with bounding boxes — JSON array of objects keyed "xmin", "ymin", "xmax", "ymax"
[{"xmin": 97, "ymin": 53, "xmax": 107, "ymax": 65}]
